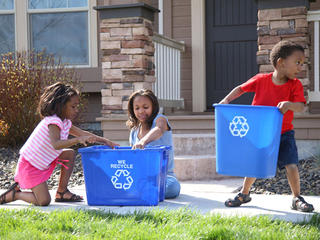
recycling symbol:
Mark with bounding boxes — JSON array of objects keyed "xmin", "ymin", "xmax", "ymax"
[
  {"xmin": 229, "ymin": 116, "xmax": 249, "ymax": 138},
  {"xmin": 111, "ymin": 169, "xmax": 133, "ymax": 190}
]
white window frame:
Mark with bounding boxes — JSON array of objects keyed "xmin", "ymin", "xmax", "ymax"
[
  {"xmin": 0, "ymin": 1, "xmax": 15, "ymax": 53},
  {"xmin": 158, "ymin": 0, "xmax": 163, "ymax": 35},
  {"xmin": 307, "ymin": 10, "xmax": 320, "ymax": 102},
  {"xmin": 15, "ymin": 0, "xmax": 98, "ymax": 68}
]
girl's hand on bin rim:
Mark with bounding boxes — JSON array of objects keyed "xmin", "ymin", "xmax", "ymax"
[
  {"xmin": 132, "ymin": 142, "xmax": 145, "ymax": 150},
  {"xmin": 99, "ymin": 138, "xmax": 120, "ymax": 148}
]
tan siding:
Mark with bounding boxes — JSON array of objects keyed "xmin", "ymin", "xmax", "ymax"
[
  {"xmin": 172, "ymin": 6, "xmax": 190, "ymax": 17},
  {"xmin": 293, "ymin": 115, "xmax": 320, "ymax": 140},
  {"xmin": 181, "ymin": 69, "xmax": 192, "ymax": 81},
  {"xmin": 171, "ymin": 0, "xmax": 192, "ymax": 111},
  {"xmin": 163, "ymin": 0, "xmax": 172, "ymax": 37},
  {"xmin": 150, "ymin": 0, "xmax": 159, "ymax": 32},
  {"xmin": 79, "ymin": 93, "xmax": 102, "ymax": 122},
  {"xmin": 310, "ymin": 0, "xmax": 320, "ymax": 10},
  {"xmin": 172, "ymin": 0, "xmax": 190, "ymax": 7},
  {"xmin": 150, "ymin": 0, "xmax": 157, "ymax": 8},
  {"xmin": 173, "ymin": 16, "xmax": 191, "ymax": 27},
  {"xmin": 308, "ymin": 1, "xmax": 320, "ymax": 113},
  {"xmin": 75, "ymin": 67, "xmax": 102, "ymax": 92},
  {"xmin": 181, "ymin": 80, "xmax": 192, "ymax": 89}
]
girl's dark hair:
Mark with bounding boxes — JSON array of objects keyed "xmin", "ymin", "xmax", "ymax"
[
  {"xmin": 126, "ymin": 89, "xmax": 159, "ymax": 130},
  {"xmin": 270, "ymin": 40, "xmax": 304, "ymax": 67},
  {"xmin": 38, "ymin": 82, "xmax": 79, "ymax": 119}
]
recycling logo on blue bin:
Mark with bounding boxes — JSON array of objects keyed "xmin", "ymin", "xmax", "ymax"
[
  {"xmin": 110, "ymin": 160, "xmax": 134, "ymax": 190},
  {"xmin": 229, "ymin": 116, "xmax": 249, "ymax": 138}
]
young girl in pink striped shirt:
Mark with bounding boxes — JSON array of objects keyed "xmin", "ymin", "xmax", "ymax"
[{"xmin": 0, "ymin": 82, "xmax": 119, "ymax": 206}]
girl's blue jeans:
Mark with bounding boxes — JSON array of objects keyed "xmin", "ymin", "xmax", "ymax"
[{"xmin": 165, "ymin": 175, "xmax": 181, "ymax": 199}]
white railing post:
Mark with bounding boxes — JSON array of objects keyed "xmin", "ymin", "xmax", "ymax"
[
  {"xmin": 153, "ymin": 33, "xmax": 185, "ymax": 108},
  {"xmin": 307, "ymin": 11, "xmax": 320, "ymax": 102}
]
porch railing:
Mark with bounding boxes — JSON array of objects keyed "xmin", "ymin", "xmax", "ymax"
[
  {"xmin": 153, "ymin": 33, "xmax": 185, "ymax": 108},
  {"xmin": 307, "ymin": 10, "xmax": 320, "ymax": 102}
]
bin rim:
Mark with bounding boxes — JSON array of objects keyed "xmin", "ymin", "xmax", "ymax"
[
  {"xmin": 213, "ymin": 103, "xmax": 281, "ymax": 111},
  {"xmin": 78, "ymin": 145, "xmax": 168, "ymax": 153}
]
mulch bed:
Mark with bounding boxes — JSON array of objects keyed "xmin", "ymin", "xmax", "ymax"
[{"xmin": 1, "ymin": 148, "xmax": 319, "ymax": 195}]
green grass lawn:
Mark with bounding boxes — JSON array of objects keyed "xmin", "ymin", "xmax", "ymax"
[{"xmin": 1, "ymin": 208, "xmax": 319, "ymax": 240}]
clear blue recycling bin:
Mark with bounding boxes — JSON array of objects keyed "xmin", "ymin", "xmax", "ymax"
[
  {"xmin": 214, "ymin": 104, "xmax": 283, "ymax": 178},
  {"xmin": 78, "ymin": 145, "xmax": 166, "ymax": 206}
]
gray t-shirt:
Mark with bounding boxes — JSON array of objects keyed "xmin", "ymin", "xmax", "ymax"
[{"xmin": 129, "ymin": 114, "xmax": 175, "ymax": 175}]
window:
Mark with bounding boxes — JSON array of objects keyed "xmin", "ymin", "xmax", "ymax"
[
  {"xmin": 28, "ymin": 0, "xmax": 89, "ymax": 65},
  {"xmin": 1, "ymin": 0, "xmax": 98, "ymax": 67},
  {"xmin": 0, "ymin": 0, "xmax": 15, "ymax": 54}
]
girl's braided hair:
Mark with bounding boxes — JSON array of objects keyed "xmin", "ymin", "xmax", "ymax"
[{"xmin": 38, "ymin": 82, "xmax": 79, "ymax": 119}]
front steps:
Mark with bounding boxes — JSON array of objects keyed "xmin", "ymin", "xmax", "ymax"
[
  {"xmin": 97, "ymin": 114, "xmax": 320, "ymax": 180},
  {"xmin": 173, "ymin": 133, "xmax": 227, "ymax": 180}
]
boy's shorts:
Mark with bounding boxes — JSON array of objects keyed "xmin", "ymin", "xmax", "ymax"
[{"xmin": 277, "ymin": 130, "xmax": 299, "ymax": 170}]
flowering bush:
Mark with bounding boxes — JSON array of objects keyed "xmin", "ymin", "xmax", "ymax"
[{"xmin": 0, "ymin": 51, "xmax": 82, "ymax": 147}]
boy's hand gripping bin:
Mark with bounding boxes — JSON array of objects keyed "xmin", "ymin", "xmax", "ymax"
[
  {"xmin": 78, "ymin": 145, "xmax": 167, "ymax": 206},
  {"xmin": 214, "ymin": 104, "xmax": 283, "ymax": 178}
]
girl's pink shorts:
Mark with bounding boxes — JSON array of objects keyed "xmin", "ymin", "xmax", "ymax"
[{"xmin": 14, "ymin": 155, "xmax": 57, "ymax": 189}]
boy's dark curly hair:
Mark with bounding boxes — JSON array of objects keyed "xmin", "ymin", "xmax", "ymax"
[
  {"xmin": 126, "ymin": 89, "xmax": 159, "ymax": 130},
  {"xmin": 38, "ymin": 82, "xmax": 79, "ymax": 119},
  {"xmin": 270, "ymin": 40, "xmax": 304, "ymax": 68}
]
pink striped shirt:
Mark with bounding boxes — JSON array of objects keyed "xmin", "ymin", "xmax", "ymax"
[{"xmin": 19, "ymin": 115, "xmax": 72, "ymax": 170}]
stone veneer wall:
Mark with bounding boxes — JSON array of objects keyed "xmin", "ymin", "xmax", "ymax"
[
  {"xmin": 257, "ymin": 6, "xmax": 310, "ymax": 95},
  {"xmin": 99, "ymin": 17, "xmax": 156, "ymax": 117}
]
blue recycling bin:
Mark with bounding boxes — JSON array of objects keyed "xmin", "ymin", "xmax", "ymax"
[
  {"xmin": 114, "ymin": 145, "xmax": 170, "ymax": 202},
  {"xmin": 78, "ymin": 145, "xmax": 166, "ymax": 206},
  {"xmin": 214, "ymin": 104, "xmax": 283, "ymax": 178},
  {"xmin": 151, "ymin": 145, "xmax": 171, "ymax": 202}
]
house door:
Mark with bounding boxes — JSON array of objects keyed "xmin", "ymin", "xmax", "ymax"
[{"xmin": 205, "ymin": 0, "xmax": 258, "ymax": 109}]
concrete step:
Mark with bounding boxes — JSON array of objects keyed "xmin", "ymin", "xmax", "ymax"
[
  {"xmin": 98, "ymin": 114, "xmax": 215, "ymax": 141},
  {"xmin": 173, "ymin": 133, "xmax": 215, "ymax": 156},
  {"xmin": 174, "ymin": 155, "xmax": 228, "ymax": 181}
]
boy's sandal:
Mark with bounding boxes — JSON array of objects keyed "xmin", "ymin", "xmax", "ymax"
[
  {"xmin": 225, "ymin": 192, "xmax": 252, "ymax": 207},
  {"xmin": 0, "ymin": 182, "xmax": 20, "ymax": 205},
  {"xmin": 291, "ymin": 196, "xmax": 314, "ymax": 212},
  {"xmin": 55, "ymin": 189, "xmax": 84, "ymax": 202}
]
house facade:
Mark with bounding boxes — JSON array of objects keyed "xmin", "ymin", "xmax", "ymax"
[
  {"xmin": 95, "ymin": 0, "xmax": 320, "ymax": 142},
  {"xmin": 1, "ymin": 0, "xmax": 319, "ymax": 179}
]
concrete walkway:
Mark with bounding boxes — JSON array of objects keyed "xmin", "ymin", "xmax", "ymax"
[{"xmin": 0, "ymin": 178, "xmax": 318, "ymax": 223}]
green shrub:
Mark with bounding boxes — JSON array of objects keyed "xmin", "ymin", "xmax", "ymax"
[{"xmin": 0, "ymin": 51, "xmax": 82, "ymax": 147}]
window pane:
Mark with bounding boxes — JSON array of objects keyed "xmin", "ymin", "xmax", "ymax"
[
  {"xmin": 28, "ymin": 0, "xmax": 47, "ymax": 9},
  {"xmin": 28, "ymin": 0, "xmax": 87, "ymax": 9},
  {"xmin": 0, "ymin": 14, "xmax": 15, "ymax": 54},
  {"xmin": 49, "ymin": 0, "xmax": 67, "ymax": 8},
  {"xmin": 0, "ymin": 0, "xmax": 14, "ymax": 10},
  {"xmin": 68, "ymin": 0, "xmax": 87, "ymax": 8},
  {"xmin": 30, "ymin": 12, "xmax": 88, "ymax": 65}
]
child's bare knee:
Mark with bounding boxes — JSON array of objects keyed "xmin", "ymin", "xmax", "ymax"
[
  {"xmin": 64, "ymin": 149, "xmax": 75, "ymax": 160},
  {"xmin": 39, "ymin": 197, "xmax": 51, "ymax": 206},
  {"xmin": 36, "ymin": 196, "xmax": 51, "ymax": 206},
  {"xmin": 285, "ymin": 164, "xmax": 298, "ymax": 172}
]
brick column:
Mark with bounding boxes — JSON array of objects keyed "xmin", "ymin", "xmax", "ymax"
[
  {"xmin": 95, "ymin": 3, "xmax": 159, "ymax": 117},
  {"xmin": 257, "ymin": 6, "xmax": 309, "ymax": 87}
]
